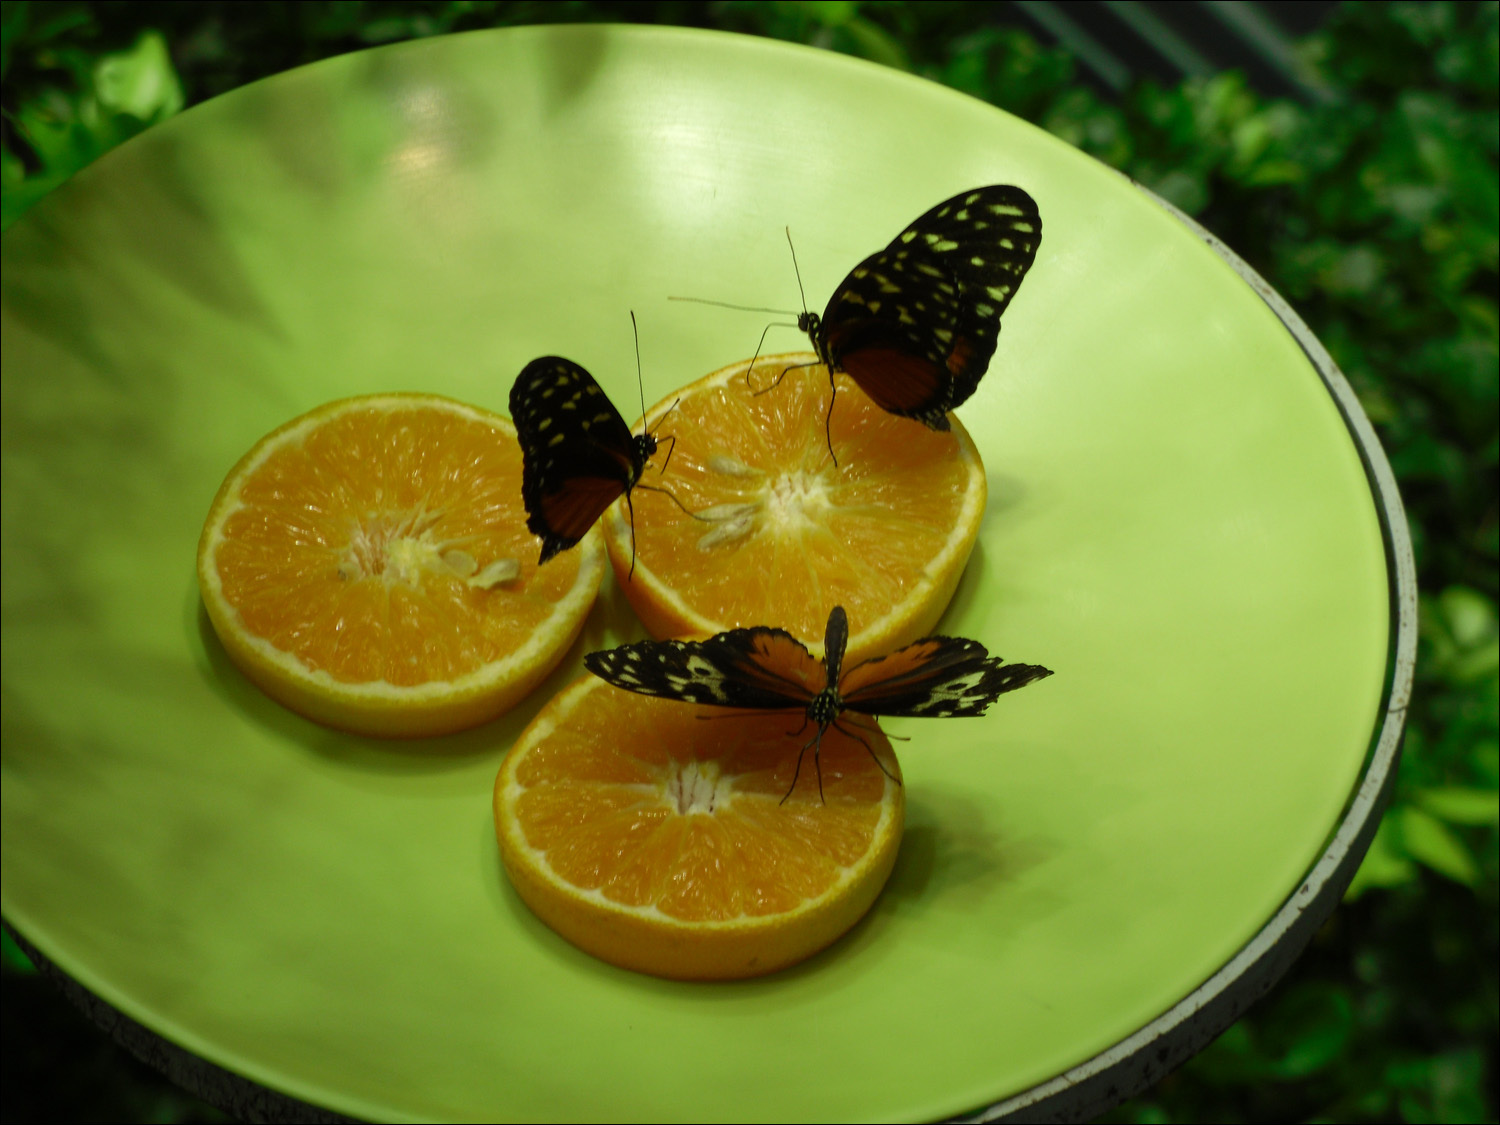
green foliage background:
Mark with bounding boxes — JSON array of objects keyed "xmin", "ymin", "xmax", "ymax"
[{"xmin": 2, "ymin": 2, "xmax": 1496, "ymax": 1121}]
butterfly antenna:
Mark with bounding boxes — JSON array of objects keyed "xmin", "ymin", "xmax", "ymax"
[
  {"xmin": 630, "ymin": 310, "xmax": 647, "ymax": 432},
  {"xmin": 786, "ymin": 227, "xmax": 809, "ymax": 319},
  {"xmin": 651, "ymin": 396, "xmax": 684, "ymax": 432},
  {"xmin": 668, "ymin": 296, "xmax": 800, "ymax": 317},
  {"xmin": 634, "ymin": 481, "xmax": 712, "ymax": 523}
]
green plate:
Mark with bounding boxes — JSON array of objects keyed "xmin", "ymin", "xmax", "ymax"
[{"xmin": 1, "ymin": 24, "xmax": 1391, "ymax": 1123}]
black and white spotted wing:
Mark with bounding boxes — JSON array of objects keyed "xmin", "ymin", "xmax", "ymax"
[
  {"xmin": 583, "ymin": 625, "xmax": 821, "ymax": 711},
  {"xmin": 838, "ymin": 635, "xmax": 1054, "ymax": 717},
  {"xmin": 509, "ymin": 357, "xmax": 656, "ymax": 564},
  {"xmin": 584, "ymin": 605, "xmax": 1052, "ymax": 736},
  {"xmin": 806, "ymin": 185, "xmax": 1042, "ymax": 431},
  {"xmin": 586, "ymin": 606, "xmax": 1052, "ymax": 801}
]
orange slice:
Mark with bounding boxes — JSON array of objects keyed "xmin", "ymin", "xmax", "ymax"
[
  {"xmin": 198, "ymin": 393, "xmax": 605, "ymax": 737},
  {"xmin": 605, "ymin": 353, "xmax": 985, "ymax": 663},
  {"xmin": 494, "ymin": 674, "xmax": 904, "ymax": 980}
]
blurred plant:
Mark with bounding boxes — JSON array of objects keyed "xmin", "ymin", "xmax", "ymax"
[
  {"xmin": 1, "ymin": 3, "xmax": 182, "ymax": 227},
  {"xmin": 2, "ymin": 1, "xmax": 1495, "ymax": 1122}
]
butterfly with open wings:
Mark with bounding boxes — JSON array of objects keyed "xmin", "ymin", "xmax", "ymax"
[
  {"xmin": 584, "ymin": 605, "xmax": 1053, "ymax": 802},
  {"xmin": 756, "ymin": 184, "xmax": 1040, "ymax": 456}
]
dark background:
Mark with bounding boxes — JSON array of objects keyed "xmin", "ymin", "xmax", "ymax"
[{"xmin": 2, "ymin": 2, "xmax": 1496, "ymax": 1121}]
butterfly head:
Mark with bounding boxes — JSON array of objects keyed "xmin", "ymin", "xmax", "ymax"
[
  {"xmin": 638, "ymin": 400, "xmax": 682, "ymax": 478},
  {"xmin": 628, "ymin": 432, "xmax": 659, "ymax": 488},
  {"xmin": 795, "ymin": 311, "xmax": 840, "ymax": 380}
]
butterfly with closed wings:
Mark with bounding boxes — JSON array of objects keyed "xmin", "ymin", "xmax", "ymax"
[
  {"xmin": 795, "ymin": 184, "xmax": 1042, "ymax": 439},
  {"xmin": 679, "ymin": 185, "xmax": 1041, "ymax": 459},
  {"xmin": 584, "ymin": 605, "xmax": 1053, "ymax": 803},
  {"xmin": 511, "ymin": 329, "xmax": 695, "ymax": 575}
]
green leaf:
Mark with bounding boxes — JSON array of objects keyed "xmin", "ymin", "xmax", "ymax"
[
  {"xmin": 1449, "ymin": 640, "xmax": 1500, "ymax": 683},
  {"xmin": 1242, "ymin": 159, "xmax": 1304, "ymax": 187},
  {"xmin": 1415, "ymin": 786, "xmax": 1500, "ymax": 825},
  {"xmin": 92, "ymin": 30, "xmax": 183, "ymax": 122},
  {"xmin": 796, "ymin": 0, "xmax": 858, "ymax": 27},
  {"xmin": 1438, "ymin": 587, "xmax": 1499, "ymax": 650},
  {"xmin": 1344, "ymin": 816, "xmax": 1418, "ymax": 900},
  {"xmin": 1260, "ymin": 981, "xmax": 1355, "ymax": 1078},
  {"xmin": 1320, "ymin": 243, "xmax": 1386, "ymax": 297},
  {"xmin": 0, "ymin": 0, "xmax": 27, "ymax": 81},
  {"xmin": 1143, "ymin": 168, "xmax": 1209, "ymax": 215},
  {"xmin": 0, "ymin": 143, "xmax": 23, "ymax": 189},
  {"xmin": 1396, "ymin": 805, "xmax": 1483, "ymax": 886},
  {"xmin": 1388, "ymin": 1047, "xmax": 1491, "ymax": 1125},
  {"xmin": 1473, "ymin": 742, "xmax": 1500, "ymax": 786},
  {"xmin": 839, "ymin": 17, "xmax": 910, "ymax": 71},
  {"xmin": 0, "ymin": 927, "xmax": 36, "ymax": 975}
]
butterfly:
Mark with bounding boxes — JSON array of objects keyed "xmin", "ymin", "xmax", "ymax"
[
  {"xmin": 510, "ymin": 355, "xmax": 670, "ymax": 572},
  {"xmin": 584, "ymin": 605, "xmax": 1053, "ymax": 802},
  {"xmin": 767, "ymin": 185, "xmax": 1041, "ymax": 453}
]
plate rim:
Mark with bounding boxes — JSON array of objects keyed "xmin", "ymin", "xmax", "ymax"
[
  {"xmin": 0, "ymin": 23, "xmax": 1414, "ymax": 1125},
  {"xmin": 963, "ymin": 186, "xmax": 1416, "ymax": 1124}
]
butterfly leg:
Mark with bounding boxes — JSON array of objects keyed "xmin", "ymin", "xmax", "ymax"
[
  {"xmin": 745, "ymin": 322, "xmax": 779, "ymax": 392},
  {"xmin": 832, "ymin": 718, "xmax": 902, "ymax": 787},
  {"xmin": 779, "ymin": 735, "xmax": 812, "ymax": 806},
  {"xmin": 841, "ymin": 713, "xmax": 910, "ymax": 742},
  {"xmin": 635, "ymin": 481, "xmax": 712, "ymax": 523},
  {"xmin": 779, "ymin": 721, "xmax": 828, "ymax": 806},
  {"xmin": 624, "ymin": 488, "xmax": 638, "ymax": 580},
  {"xmin": 751, "ymin": 359, "xmax": 818, "ymax": 401},
  {"xmin": 822, "ymin": 366, "xmax": 839, "ymax": 469},
  {"xmin": 647, "ymin": 398, "xmax": 685, "ymax": 472},
  {"xmin": 812, "ymin": 724, "xmax": 827, "ymax": 804}
]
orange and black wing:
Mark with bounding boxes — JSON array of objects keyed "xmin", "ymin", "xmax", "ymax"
[
  {"xmin": 839, "ymin": 634, "xmax": 1053, "ymax": 718},
  {"xmin": 510, "ymin": 356, "xmax": 644, "ymax": 564},
  {"xmin": 820, "ymin": 185, "xmax": 1042, "ymax": 430},
  {"xmin": 584, "ymin": 627, "xmax": 825, "ymax": 711}
]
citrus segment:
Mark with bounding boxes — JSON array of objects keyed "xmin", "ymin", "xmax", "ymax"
[
  {"xmin": 605, "ymin": 354, "xmax": 985, "ymax": 662},
  {"xmin": 494, "ymin": 675, "xmax": 904, "ymax": 979},
  {"xmin": 198, "ymin": 394, "xmax": 605, "ymax": 737}
]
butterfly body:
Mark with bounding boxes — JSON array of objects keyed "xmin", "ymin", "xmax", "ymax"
[
  {"xmin": 584, "ymin": 606, "xmax": 1053, "ymax": 801},
  {"xmin": 797, "ymin": 184, "xmax": 1042, "ymax": 433},
  {"xmin": 510, "ymin": 356, "xmax": 657, "ymax": 565}
]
